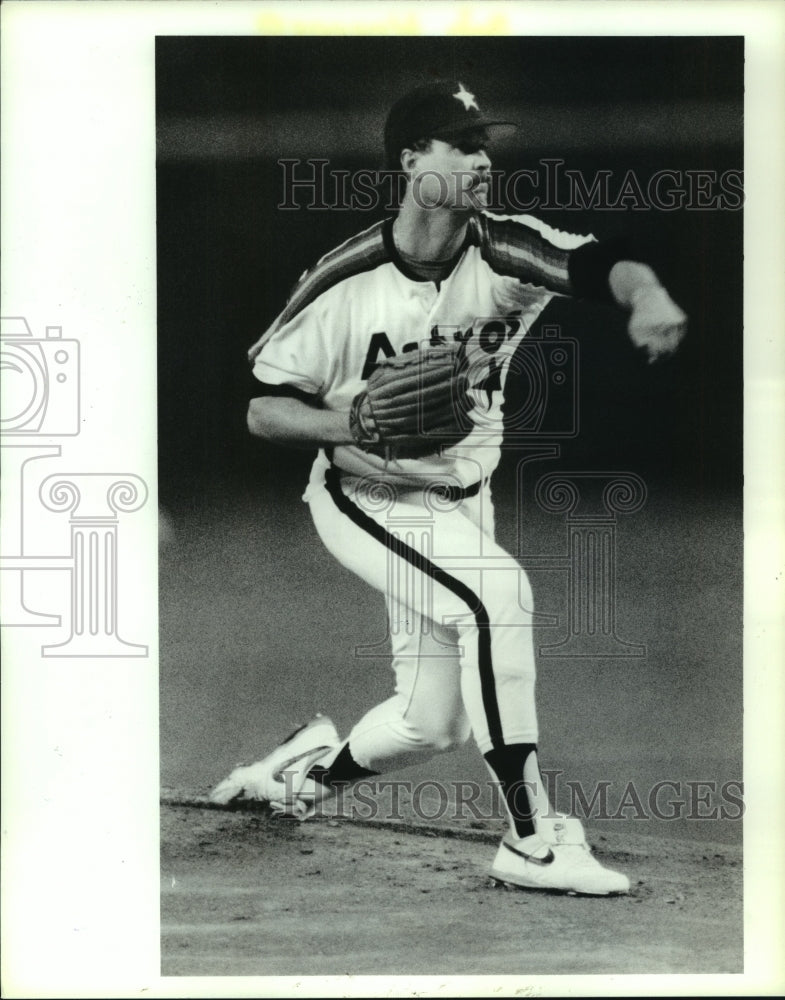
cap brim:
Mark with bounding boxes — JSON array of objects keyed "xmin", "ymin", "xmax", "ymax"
[{"xmin": 432, "ymin": 118, "xmax": 518, "ymax": 141}]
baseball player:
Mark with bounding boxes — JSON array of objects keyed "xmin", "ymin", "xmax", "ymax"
[{"xmin": 211, "ymin": 81, "xmax": 686, "ymax": 895}]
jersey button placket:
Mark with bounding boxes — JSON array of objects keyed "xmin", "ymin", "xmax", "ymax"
[{"xmin": 423, "ymin": 285, "xmax": 443, "ymax": 339}]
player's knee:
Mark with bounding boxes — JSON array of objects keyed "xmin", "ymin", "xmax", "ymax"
[{"xmin": 418, "ymin": 715, "xmax": 472, "ymax": 752}]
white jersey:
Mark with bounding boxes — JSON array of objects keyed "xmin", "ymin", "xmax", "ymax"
[{"xmin": 250, "ymin": 211, "xmax": 594, "ymax": 487}]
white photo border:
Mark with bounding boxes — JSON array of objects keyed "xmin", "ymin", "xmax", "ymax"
[{"xmin": 1, "ymin": 1, "xmax": 783, "ymax": 997}]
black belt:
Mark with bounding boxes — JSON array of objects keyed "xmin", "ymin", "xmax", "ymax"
[
  {"xmin": 430, "ymin": 479, "xmax": 486, "ymax": 502},
  {"xmin": 331, "ymin": 463, "xmax": 486, "ymax": 502}
]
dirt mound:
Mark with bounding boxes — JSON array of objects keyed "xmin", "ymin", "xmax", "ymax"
[{"xmin": 161, "ymin": 799, "xmax": 742, "ymax": 977}]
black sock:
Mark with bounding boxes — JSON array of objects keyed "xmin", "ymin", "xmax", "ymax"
[
  {"xmin": 307, "ymin": 742, "xmax": 379, "ymax": 789},
  {"xmin": 484, "ymin": 744, "xmax": 538, "ymax": 839}
]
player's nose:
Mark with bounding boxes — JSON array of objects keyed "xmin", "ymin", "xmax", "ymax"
[{"xmin": 472, "ymin": 147, "xmax": 492, "ymax": 171}]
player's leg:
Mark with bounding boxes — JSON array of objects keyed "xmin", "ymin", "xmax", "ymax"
[
  {"xmin": 306, "ymin": 467, "xmax": 549, "ymax": 831},
  {"xmin": 301, "ymin": 474, "xmax": 475, "ymax": 795},
  {"xmin": 415, "ymin": 484, "xmax": 554, "ymax": 837},
  {"xmin": 212, "ymin": 463, "xmax": 629, "ymax": 891},
  {"xmin": 318, "ymin": 603, "xmax": 470, "ymax": 775},
  {"xmin": 312, "ymin": 469, "xmax": 628, "ymax": 892},
  {"xmin": 451, "ymin": 486, "xmax": 629, "ymax": 893},
  {"xmin": 211, "ymin": 466, "xmax": 472, "ymax": 813}
]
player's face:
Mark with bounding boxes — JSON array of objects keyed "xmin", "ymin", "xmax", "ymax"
[{"xmin": 406, "ymin": 130, "xmax": 492, "ymax": 212}]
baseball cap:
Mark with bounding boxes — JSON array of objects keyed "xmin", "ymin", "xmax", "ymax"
[{"xmin": 383, "ymin": 80, "xmax": 516, "ymax": 168}]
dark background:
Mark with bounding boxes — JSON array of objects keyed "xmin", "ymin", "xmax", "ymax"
[
  {"xmin": 156, "ymin": 35, "xmax": 743, "ymax": 510},
  {"xmin": 156, "ymin": 37, "xmax": 744, "ymax": 846}
]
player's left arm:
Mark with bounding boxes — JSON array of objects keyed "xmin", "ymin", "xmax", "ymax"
[
  {"xmin": 494, "ymin": 215, "xmax": 686, "ymax": 363},
  {"xmin": 566, "ymin": 235, "xmax": 687, "ymax": 364}
]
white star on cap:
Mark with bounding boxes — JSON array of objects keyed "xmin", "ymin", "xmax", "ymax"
[{"xmin": 453, "ymin": 83, "xmax": 479, "ymax": 112}]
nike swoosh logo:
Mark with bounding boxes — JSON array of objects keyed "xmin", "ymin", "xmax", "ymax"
[
  {"xmin": 502, "ymin": 841, "xmax": 556, "ymax": 867},
  {"xmin": 272, "ymin": 745, "xmax": 333, "ymax": 783}
]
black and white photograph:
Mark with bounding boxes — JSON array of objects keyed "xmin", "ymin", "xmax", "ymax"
[
  {"xmin": 2, "ymin": 2, "xmax": 784, "ymax": 997},
  {"xmin": 157, "ymin": 31, "xmax": 745, "ymax": 976}
]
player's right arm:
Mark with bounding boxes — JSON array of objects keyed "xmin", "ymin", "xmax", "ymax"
[
  {"xmin": 247, "ymin": 392, "xmax": 353, "ymax": 450},
  {"xmin": 247, "ymin": 283, "xmax": 358, "ymax": 449}
]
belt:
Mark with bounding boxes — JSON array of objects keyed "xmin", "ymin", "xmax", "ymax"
[
  {"xmin": 331, "ymin": 463, "xmax": 486, "ymax": 503},
  {"xmin": 430, "ymin": 479, "xmax": 487, "ymax": 502}
]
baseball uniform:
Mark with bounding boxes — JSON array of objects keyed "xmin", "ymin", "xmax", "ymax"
[
  {"xmin": 249, "ymin": 209, "xmax": 593, "ymax": 760},
  {"xmin": 211, "ymin": 80, "xmax": 685, "ymax": 895}
]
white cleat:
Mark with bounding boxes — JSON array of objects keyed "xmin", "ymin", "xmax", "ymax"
[
  {"xmin": 489, "ymin": 817, "xmax": 630, "ymax": 896},
  {"xmin": 209, "ymin": 714, "xmax": 340, "ymax": 819}
]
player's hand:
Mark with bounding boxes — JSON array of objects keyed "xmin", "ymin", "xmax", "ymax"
[{"xmin": 626, "ymin": 285, "xmax": 687, "ymax": 364}]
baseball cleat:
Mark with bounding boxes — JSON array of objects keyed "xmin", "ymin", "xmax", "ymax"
[
  {"xmin": 489, "ymin": 818, "xmax": 630, "ymax": 896},
  {"xmin": 209, "ymin": 714, "xmax": 340, "ymax": 819}
]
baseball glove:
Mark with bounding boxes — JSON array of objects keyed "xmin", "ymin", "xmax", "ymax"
[{"xmin": 350, "ymin": 344, "xmax": 472, "ymax": 458}]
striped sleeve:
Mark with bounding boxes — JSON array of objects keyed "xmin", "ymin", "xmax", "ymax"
[
  {"xmin": 248, "ymin": 220, "xmax": 388, "ymax": 362},
  {"xmin": 476, "ymin": 212, "xmax": 595, "ymax": 295}
]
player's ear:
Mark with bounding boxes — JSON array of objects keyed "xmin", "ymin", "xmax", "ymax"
[{"xmin": 400, "ymin": 147, "xmax": 420, "ymax": 174}]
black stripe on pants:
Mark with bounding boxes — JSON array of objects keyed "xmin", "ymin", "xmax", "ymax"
[{"xmin": 324, "ymin": 465, "xmax": 504, "ymax": 750}]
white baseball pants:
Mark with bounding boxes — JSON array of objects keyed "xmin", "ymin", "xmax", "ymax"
[{"xmin": 305, "ymin": 457, "xmax": 540, "ymax": 773}]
